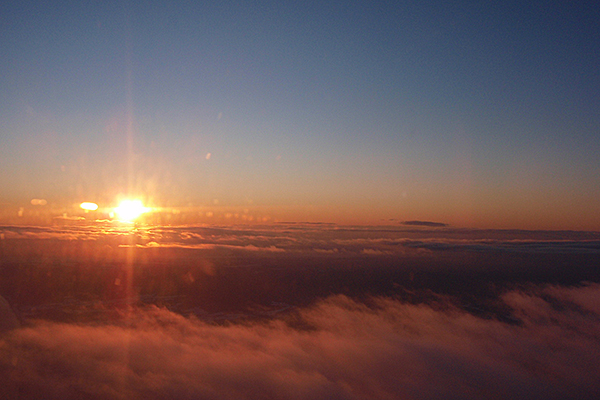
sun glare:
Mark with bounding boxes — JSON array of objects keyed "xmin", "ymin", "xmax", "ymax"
[
  {"xmin": 114, "ymin": 200, "xmax": 149, "ymax": 222},
  {"xmin": 80, "ymin": 202, "xmax": 98, "ymax": 211}
]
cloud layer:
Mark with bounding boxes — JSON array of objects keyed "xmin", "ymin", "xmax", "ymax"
[
  {"xmin": 2, "ymin": 224, "xmax": 600, "ymax": 256},
  {"xmin": 2, "ymin": 284, "xmax": 600, "ymax": 400}
]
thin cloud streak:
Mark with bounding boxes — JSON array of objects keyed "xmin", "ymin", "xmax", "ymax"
[
  {"xmin": 119, "ymin": 241, "xmax": 286, "ymax": 253},
  {"xmin": 401, "ymin": 220, "xmax": 449, "ymax": 227}
]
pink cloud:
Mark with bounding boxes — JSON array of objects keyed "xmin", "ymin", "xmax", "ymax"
[{"xmin": 2, "ymin": 284, "xmax": 600, "ymax": 399}]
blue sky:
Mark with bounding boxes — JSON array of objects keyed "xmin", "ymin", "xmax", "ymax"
[{"xmin": 1, "ymin": 1, "xmax": 599, "ymax": 228}]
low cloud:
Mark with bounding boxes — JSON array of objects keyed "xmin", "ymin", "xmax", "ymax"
[
  {"xmin": 3, "ymin": 225, "xmax": 600, "ymax": 256},
  {"xmin": 120, "ymin": 242, "xmax": 286, "ymax": 253},
  {"xmin": 2, "ymin": 284, "xmax": 600, "ymax": 400}
]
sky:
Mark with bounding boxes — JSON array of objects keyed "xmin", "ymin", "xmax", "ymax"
[{"xmin": 1, "ymin": 0, "xmax": 599, "ymax": 229}]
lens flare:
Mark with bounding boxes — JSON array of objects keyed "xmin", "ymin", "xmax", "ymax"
[
  {"xmin": 114, "ymin": 200, "xmax": 149, "ymax": 222},
  {"xmin": 80, "ymin": 202, "xmax": 99, "ymax": 211}
]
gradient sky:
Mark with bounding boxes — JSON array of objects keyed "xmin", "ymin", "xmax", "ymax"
[{"xmin": 1, "ymin": 0, "xmax": 599, "ymax": 229}]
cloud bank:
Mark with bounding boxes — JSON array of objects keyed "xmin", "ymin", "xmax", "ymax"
[
  {"xmin": 2, "ymin": 224, "xmax": 599, "ymax": 256},
  {"xmin": 2, "ymin": 284, "xmax": 600, "ymax": 400}
]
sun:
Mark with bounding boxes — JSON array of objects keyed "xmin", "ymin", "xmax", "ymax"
[{"xmin": 113, "ymin": 199, "xmax": 149, "ymax": 222}]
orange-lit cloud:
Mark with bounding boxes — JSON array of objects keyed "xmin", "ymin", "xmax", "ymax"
[
  {"xmin": 1, "ymin": 284, "xmax": 600, "ymax": 399},
  {"xmin": 2, "ymin": 225, "xmax": 599, "ymax": 255}
]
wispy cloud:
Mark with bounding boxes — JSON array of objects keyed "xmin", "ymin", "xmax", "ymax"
[
  {"xmin": 120, "ymin": 241, "xmax": 286, "ymax": 253},
  {"xmin": 2, "ymin": 224, "xmax": 600, "ymax": 255}
]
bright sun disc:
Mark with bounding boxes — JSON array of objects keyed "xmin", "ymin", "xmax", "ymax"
[{"xmin": 114, "ymin": 200, "xmax": 149, "ymax": 221}]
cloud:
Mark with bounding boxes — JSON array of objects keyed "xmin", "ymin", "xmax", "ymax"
[
  {"xmin": 2, "ymin": 284, "xmax": 600, "ymax": 400},
  {"xmin": 402, "ymin": 220, "xmax": 449, "ymax": 227},
  {"xmin": 399, "ymin": 238, "xmax": 600, "ymax": 254},
  {"xmin": 119, "ymin": 242, "xmax": 286, "ymax": 252},
  {"xmin": 2, "ymin": 225, "xmax": 600, "ymax": 261}
]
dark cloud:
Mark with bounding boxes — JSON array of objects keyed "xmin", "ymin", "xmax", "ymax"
[
  {"xmin": 1, "ymin": 284, "xmax": 600, "ymax": 400},
  {"xmin": 402, "ymin": 220, "xmax": 449, "ymax": 227}
]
